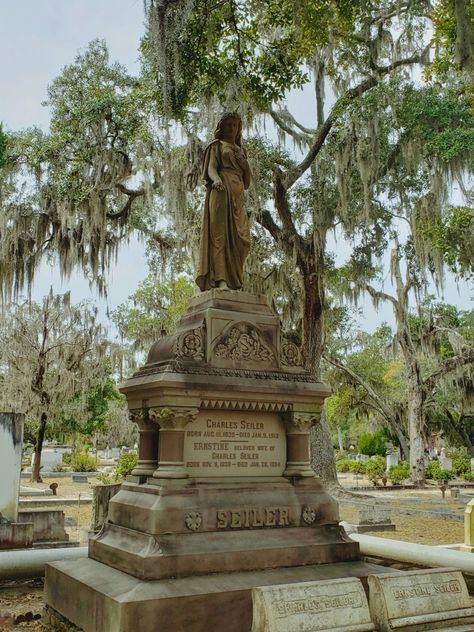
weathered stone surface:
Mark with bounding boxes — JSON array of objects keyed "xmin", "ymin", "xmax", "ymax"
[
  {"xmin": 251, "ymin": 577, "xmax": 374, "ymax": 632},
  {"xmin": 45, "ymin": 559, "xmax": 398, "ymax": 632},
  {"xmin": 90, "ymin": 477, "xmax": 357, "ymax": 580},
  {"xmin": 0, "ymin": 412, "xmax": 24, "ymax": 523},
  {"xmin": 0, "ymin": 521, "xmax": 33, "ymax": 550},
  {"xmin": 368, "ymin": 567, "xmax": 474, "ymax": 631},
  {"xmin": 18, "ymin": 509, "xmax": 69, "ymax": 543},
  {"xmin": 90, "ymin": 483, "xmax": 121, "ymax": 533}
]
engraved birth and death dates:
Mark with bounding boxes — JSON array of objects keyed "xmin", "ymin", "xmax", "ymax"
[{"xmin": 183, "ymin": 411, "xmax": 286, "ymax": 477}]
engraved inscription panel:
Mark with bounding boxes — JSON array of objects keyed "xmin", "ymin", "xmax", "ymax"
[
  {"xmin": 251, "ymin": 578, "xmax": 373, "ymax": 632},
  {"xmin": 184, "ymin": 411, "xmax": 286, "ymax": 477},
  {"xmin": 369, "ymin": 569, "xmax": 471, "ymax": 623}
]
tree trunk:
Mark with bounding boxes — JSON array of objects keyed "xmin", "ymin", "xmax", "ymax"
[
  {"xmin": 311, "ymin": 409, "xmax": 337, "ymax": 481},
  {"xmin": 407, "ymin": 379, "xmax": 425, "ymax": 485},
  {"xmin": 301, "ymin": 265, "xmax": 338, "ymax": 482},
  {"xmin": 31, "ymin": 411, "xmax": 47, "ymax": 483}
]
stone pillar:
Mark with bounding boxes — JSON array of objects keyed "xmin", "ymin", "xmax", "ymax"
[
  {"xmin": 129, "ymin": 409, "xmax": 159, "ymax": 479},
  {"xmin": 283, "ymin": 412, "xmax": 318, "ymax": 478},
  {"xmin": 0, "ymin": 413, "xmax": 24, "ymax": 522},
  {"xmin": 151, "ymin": 407, "xmax": 199, "ymax": 479},
  {"xmin": 464, "ymin": 499, "xmax": 474, "ymax": 547}
]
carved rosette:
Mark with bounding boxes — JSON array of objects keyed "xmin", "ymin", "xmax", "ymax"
[
  {"xmin": 281, "ymin": 339, "xmax": 304, "ymax": 369},
  {"xmin": 185, "ymin": 511, "xmax": 202, "ymax": 532},
  {"xmin": 302, "ymin": 505, "xmax": 317, "ymax": 525},
  {"xmin": 213, "ymin": 322, "xmax": 275, "ymax": 364},
  {"xmin": 175, "ymin": 325, "xmax": 205, "ymax": 362}
]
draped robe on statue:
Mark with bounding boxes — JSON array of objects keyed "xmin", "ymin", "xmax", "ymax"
[{"xmin": 196, "ymin": 139, "xmax": 251, "ymax": 291}]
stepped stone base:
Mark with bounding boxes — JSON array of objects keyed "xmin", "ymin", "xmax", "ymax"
[{"xmin": 44, "ymin": 558, "xmax": 401, "ymax": 632}]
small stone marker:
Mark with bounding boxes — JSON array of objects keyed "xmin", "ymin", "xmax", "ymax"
[
  {"xmin": 368, "ymin": 567, "xmax": 474, "ymax": 631},
  {"xmin": 72, "ymin": 475, "xmax": 88, "ymax": 483},
  {"xmin": 386, "ymin": 453, "xmax": 399, "ymax": 470},
  {"xmin": 353, "ymin": 505, "xmax": 395, "ymax": 533},
  {"xmin": 439, "ymin": 456, "xmax": 453, "ymax": 471},
  {"xmin": 251, "ymin": 578, "xmax": 375, "ymax": 632}
]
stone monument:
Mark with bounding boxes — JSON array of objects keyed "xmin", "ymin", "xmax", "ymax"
[
  {"xmin": 0, "ymin": 412, "xmax": 33, "ymax": 549},
  {"xmin": 44, "ymin": 114, "xmax": 392, "ymax": 632}
]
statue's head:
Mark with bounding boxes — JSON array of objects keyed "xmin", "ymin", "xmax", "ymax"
[{"xmin": 214, "ymin": 112, "xmax": 243, "ymax": 146}]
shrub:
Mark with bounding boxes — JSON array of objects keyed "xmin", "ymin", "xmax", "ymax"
[
  {"xmin": 365, "ymin": 456, "xmax": 386, "ymax": 485},
  {"xmin": 357, "ymin": 429, "xmax": 390, "ymax": 456},
  {"xmin": 425, "ymin": 460, "xmax": 442, "ymax": 480},
  {"xmin": 426, "ymin": 460, "xmax": 454, "ymax": 481},
  {"xmin": 70, "ymin": 452, "xmax": 97, "ymax": 472},
  {"xmin": 62, "ymin": 453, "xmax": 72, "ymax": 465},
  {"xmin": 115, "ymin": 452, "xmax": 138, "ymax": 478},
  {"xmin": 52, "ymin": 462, "xmax": 69, "ymax": 472},
  {"xmin": 349, "ymin": 461, "xmax": 367, "ymax": 475},
  {"xmin": 462, "ymin": 472, "xmax": 474, "ymax": 481},
  {"xmin": 447, "ymin": 447, "xmax": 471, "ymax": 476},
  {"xmin": 336, "ymin": 459, "xmax": 352, "ymax": 473},
  {"xmin": 388, "ymin": 461, "xmax": 410, "ymax": 485}
]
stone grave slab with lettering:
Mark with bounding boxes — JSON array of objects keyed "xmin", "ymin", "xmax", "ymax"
[
  {"xmin": 368, "ymin": 567, "xmax": 474, "ymax": 631},
  {"xmin": 251, "ymin": 578, "xmax": 375, "ymax": 632},
  {"xmin": 45, "ymin": 290, "xmax": 375, "ymax": 632},
  {"xmin": 351, "ymin": 505, "xmax": 395, "ymax": 533}
]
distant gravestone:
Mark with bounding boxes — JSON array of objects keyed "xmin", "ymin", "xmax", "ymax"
[
  {"xmin": 368, "ymin": 568, "xmax": 474, "ymax": 631},
  {"xmin": 31, "ymin": 448, "xmax": 63, "ymax": 471},
  {"xmin": 251, "ymin": 578, "xmax": 375, "ymax": 632},
  {"xmin": 0, "ymin": 413, "xmax": 24, "ymax": 522},
  {"xmin": 386, "ymin": 453, "xmax": 399, "ymax": 471},
  {"xmin": 470, "ymin": 457, "xmax": 474, "ymax": 472},
  {"xmin": 352, "ymin": 505, "xmax": 395, "ymax": 533},
  {"xmin": 439, "ymin": 456, "xmax": 453, "ymax": 472}
]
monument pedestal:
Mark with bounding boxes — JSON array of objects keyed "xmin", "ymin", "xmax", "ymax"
[{"xmin": 45, "ymin": 291, "xmax": 369, "ymax": 631}]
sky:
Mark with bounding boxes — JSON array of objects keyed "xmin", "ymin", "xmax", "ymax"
[{"xmin": 1, "ymin": 1, "xmax": 472, "ymax": 335}]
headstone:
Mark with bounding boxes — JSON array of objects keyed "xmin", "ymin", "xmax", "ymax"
[
  {"xmin": 386, "ymin": 453, "xmax": 399, "ymax": 471},
  {"xmin": 0, "ymin": 413, "xmax": 24, "ymax": 522},
  {"xmin": 31, "ymin": 448, "xmax": 63, "ymax": 471},
  {"xmin": 439, "ymin": 456, "xmax": 452, "ymax": 471},
  {"xmin": 251, "ymin": 578, "xmax": 375, "ymax": 632},
  {"xmin": 352, "ymin": 505, "xmax": 395, "ymax": 533},
  {"xmin": 470, "ymin": 457, "xmax": 474, "ymax": 472},
  {"xmin": 72, "ymin": 475, "xmax": 89, "ymax": 483},
  {"xmin": 368, "ymin": 568, "xmax": 474, "ymax": 631}
]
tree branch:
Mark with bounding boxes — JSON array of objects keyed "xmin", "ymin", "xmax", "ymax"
[{"xmin": 284, "ymin": 50, "xmax": 430, "ymax": 189}]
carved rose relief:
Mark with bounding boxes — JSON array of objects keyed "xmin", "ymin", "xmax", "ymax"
[
  {"xmin": 175, "ymin": 326, "xmax": 205, "ymax": 361},
  {"xmin": 281, "ymin": 339, "xmax": 304, "ymax": 368},
  {"xmin": 214, "ymin": 323, "xmax": 274, "ymax": 363}
]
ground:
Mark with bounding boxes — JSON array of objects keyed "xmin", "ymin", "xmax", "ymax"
[{"xmin": 0, "ymin": 474, "xmax": 470, "ymax": 630}]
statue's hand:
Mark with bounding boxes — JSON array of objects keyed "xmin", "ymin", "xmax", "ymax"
[{"xmin": 212, "ymin": 181, "xmax": 225, "ymax": 191}]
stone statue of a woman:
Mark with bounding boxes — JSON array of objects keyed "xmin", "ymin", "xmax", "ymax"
[{"xmin": 196, "ymin": 112, "xmax": 252, "ymax": 291}]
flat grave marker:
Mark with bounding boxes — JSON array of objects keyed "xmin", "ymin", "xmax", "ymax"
[
  {"xmin": 251, "ymin": 577, "xmax": 375, "ymax": 632},
  {"xmin": 368, "ymin": 567, "xmax": 474, "ymax": 631}
]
